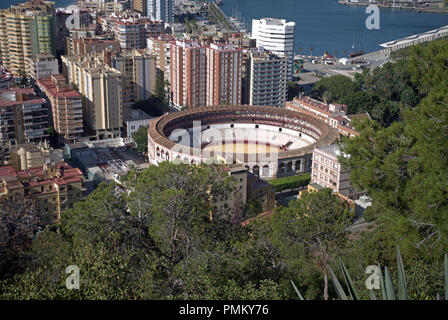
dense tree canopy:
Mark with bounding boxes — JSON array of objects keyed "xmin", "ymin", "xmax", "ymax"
[
  {"xmin": 336, "ymin": 39, "xmax": 448, "ymax": 299},
  {"xmin": 311, "ymin": 53, "xmax": 425, "ymax": 126},
  {"xmin": 1, "ymin": 40, "xmax": 448, "ymax": 301},
  {"xmin": 0, "ymin": 194, "xmax": 42, "ymax": 278}
]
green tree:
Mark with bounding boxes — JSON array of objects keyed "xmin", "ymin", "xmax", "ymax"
[
  {"xmin": 132, "ymin": 125, "xmax": 149, "ymax": 153},
  {"xmin": 311, "ymin": 75, "xmax": 359, "ymax": 103},
  {"xmin": 271, "ymin": 189, "xmax": 352, "ymax": 300},
  {"xmin": 1, "ymin": 163, "xmax": 248, "ymax": 299},
  {"xmin": 0, "ymin": 194, "xmax": 42, "ymax": 278},
  {"xmin": 242, "ymin": 199, "xmax": 262, "ymax": 219}
]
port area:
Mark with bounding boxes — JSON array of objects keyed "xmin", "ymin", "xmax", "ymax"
[
  {"xmin": 338, "ymin": 0, "xmax": 448, "ymax": 14},
  {"xmin": 291, "ymin": 51, "xmax": 390, "ymax": 94}
]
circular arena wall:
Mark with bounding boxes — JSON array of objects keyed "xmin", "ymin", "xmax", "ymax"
[{"xmin": 147, "ymin": 105, "xmax": 339, "ymax": 179}]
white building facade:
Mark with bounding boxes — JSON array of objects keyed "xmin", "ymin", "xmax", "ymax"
[
  {"xmin": 147, "ymin": 0, "xmax": 174, "ymax": 23},
  {"xmin": 251, "ymin": 18, "xmax": 295, "ymax": 78}
]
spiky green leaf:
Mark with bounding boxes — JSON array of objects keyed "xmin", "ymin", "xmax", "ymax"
[
  {"xmin": 384, "ymin": 267, "xmax": 396, "ymax": 300},
  {"xmin": 339, "ymin": 257, "xmax": 359, "ymax": 300},
  {"xmin": 379, "ymin": 264, "xmax": 387, "ymax": 300},
  {"xmin": 396, "ymin": 246, "xmax": 408, "ymax": 300},
  {"xmin": 328, "ymin": 264, "xmax": 348, "ymax": 300},
  {"xmin": 368, "ymin": 289, "xmax": 377, "ymax": 300},
  {"xmin": 291, "ymin": 280, "xmax": 305, "ymax": 300}
]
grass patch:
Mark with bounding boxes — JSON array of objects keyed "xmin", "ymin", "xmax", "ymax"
[{"xmin": 268, "ymin": 173, "xmax": 311, "ymax": 193}]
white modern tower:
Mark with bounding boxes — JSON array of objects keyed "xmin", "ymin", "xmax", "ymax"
[
  {"xmin": 147, "ymin": 0, "xmax": 174, "ymax": 23},
  {"xmin": 251, "ymin": 18, "xmax": 295, "ymax": 78}
]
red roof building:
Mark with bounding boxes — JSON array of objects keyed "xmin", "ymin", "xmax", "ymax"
[{"xmin": 0, "ymin": 162, "xmax": 85, "ymax": 225}]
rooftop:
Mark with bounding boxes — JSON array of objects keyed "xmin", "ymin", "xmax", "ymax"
[
  {"xmin": 0, "ymin": 162, "xmax": 83, "ymax": 192},
  {"xmin": 37, "ymin": 75, "xmax": 81, "ymax": 99},
  {"xmin": 255, "ymin": 18, "xmax": 295, "ymax": 27}
]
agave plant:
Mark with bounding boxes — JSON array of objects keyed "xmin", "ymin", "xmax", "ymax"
[{"xmin": 291, "ymin": 246, "xmax": 448, "ymax": 300}]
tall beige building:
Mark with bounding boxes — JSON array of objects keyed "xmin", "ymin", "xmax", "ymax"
[
  {"xmin": 109, "ymin": 50, "xmax": 157, "ymax": 108},
  {"xmin": 62, "ymin": 55, "xmax": 123, "ymax": 140},
  {"xmin": 0, "ymin": 0, "xmax": 56, "ymax": 77},
  {"xmin": 147, "ymin": 35, "xmax": 175, "ymax": 82}
]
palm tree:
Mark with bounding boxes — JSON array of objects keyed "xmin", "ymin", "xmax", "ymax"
[
  {"xmin": 298, "ymin": 46, "xmax": 303, "ymax": 56},
  {"xmin": 309, "ymin": 46, "xmax": 314, "ymax": 57},
  {"xmin": 334, "ymin": 50, "xmax": 339, "ymax": 58},
  {"xmin": 342, "ymin": 49, "xmax": 347, "ymax": 57}
]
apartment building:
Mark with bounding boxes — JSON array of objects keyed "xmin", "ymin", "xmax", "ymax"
[
  {"xmin": 248, "ymin": 49, "xmax": 288, "ymax": 108},
  {"xmin": 76, "ymin": 0, "xmax": 128, "ymax": 15},
  {"xmin": 115, "ymin": 18, "xmax": 147, "ymax": 50},
  {"xmin": 67, "ymin": 26, "xmax": 114, "ymax": 56},
  {"xmin": 170, "ymin": 40, "xmax": 206, "ymax": 109},
  {"xmin": 72, "ymin": 38, "xmax": 121, "ymax": 56},
  {"xmin": 37, "ymin": 74, "xmax": 84, "ymax": 144},
  {"xmin": 62, "ymin": 55, "xmax": 123, "ymax": 140},
  {"xmin": 110, "ymin": 50, "xmax": 157, "ymax": 107},
  {"xmin": 0, "ymin": 142, "xmax": 64, "ymax": 171},
  {"xmin": 147, "ymin": 35, "xmax": 175, "ymax": 82},
  {"xmin": 0, "ymin": 0, "xmax": 56, "ymax": 77},
  {"xmin": 205, "ymin": 43, "xmax": 242, "ymax": 106},
  {"xmin": 252, "ymin": 18, "xmax": 295, "ymax": 78},
  {"xmin": 311, "ymin": 144, "xmax": 365, "ymax": 200},
  {"xmin": 28, "ymin": 54, "xmax": 59, "ymax": 83},
  {"xmin": 148, "ymin": 0, "xmax": 174, "ymax": 23},
  {"xmin": 170, "ymin": 41, "xmax": 242, "ymax": 108},
  {"xmin": 102, "ymin": 16, "xmax": 165, "ymax": 51},
  {"xmin": 0, "ymin": 87, "xmax": 49, "ymax": 146},
  {"xmin": 0, "ymin": 162, "xmax": 85, "ymax": 225},
  {"xmin": 134, "ymin": 0, "xmax": 148, "ymax": 16},
  {"xmin": 228, "ymin": 32, "xmax": 257, "ymax": 49},
  {"xmin": 55, "ymin": 8, "xmax": 91, "ymax": 56}
]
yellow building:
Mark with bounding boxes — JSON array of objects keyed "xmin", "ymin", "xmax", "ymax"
[
  {"xmin": 1, "ymin": 143, "xmax": 64, "ymax": 171},
  {"xmin": 0, "ymin": 162, "xmax": 85, "ymax": 225},
  {"xmin": 62, "ymin": 54, "xmax": 123, "ymax": 140},
  {"xmin": 0, "ymin": 0, "xmax": 56, "ymax": 77}
]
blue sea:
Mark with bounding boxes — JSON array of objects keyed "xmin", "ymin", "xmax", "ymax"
[
  {"xmin": 2, "ymin": 0, "xmax": 447, "ymax": 56},
  {"xmin": 220, "ymin": 0, "xmax": 448, "ymax": 55}
]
